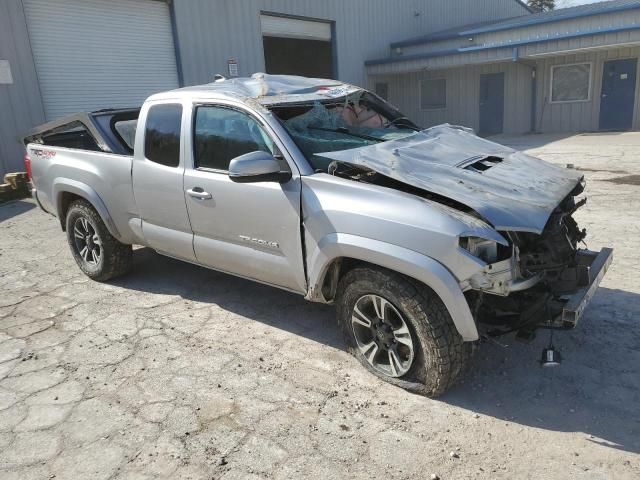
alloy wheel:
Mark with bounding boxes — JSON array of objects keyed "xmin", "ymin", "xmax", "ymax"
[
  {"xmin": 73, "ymin": 217, "xmax": 102, "ymax": 266},
  {"xmin": 351, "ymin": 294, "xmax": 415, "ymax": 377}
]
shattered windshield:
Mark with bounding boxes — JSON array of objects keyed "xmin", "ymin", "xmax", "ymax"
[{"xmin": 269, "ymin": 90, "xmax": 419, "ymax": 172}]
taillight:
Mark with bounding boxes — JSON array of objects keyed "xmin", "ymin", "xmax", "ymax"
[{"xmin": 24, "ymin": 154, "xmax": 32, "ymax": 180}]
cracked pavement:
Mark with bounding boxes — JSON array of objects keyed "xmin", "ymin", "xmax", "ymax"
[{"xmin": 1, "ymin": 133, "xmax": 639, "ymax": 479}]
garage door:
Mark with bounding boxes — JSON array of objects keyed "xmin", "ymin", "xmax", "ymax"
[
  {"xmin": 24, "ymin": 0, "xmax": 179, "ymax": 120},
  {"xmin": 260, "ymin": 14, "xmax": 334, "ymax": 79}
]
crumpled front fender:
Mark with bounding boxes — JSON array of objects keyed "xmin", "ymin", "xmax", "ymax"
[{"xmin": 306, "ymin": 233, "xmax": 479, "ymax": 341}]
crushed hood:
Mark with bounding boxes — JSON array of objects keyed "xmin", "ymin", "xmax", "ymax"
[{"xmin": 316, "ymin": 125, "xmax": 584, "ymax": 234}]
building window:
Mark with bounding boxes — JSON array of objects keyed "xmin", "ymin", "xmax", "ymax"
[
  {"xmin": 144, "ymin": 104, "xmax": 182, "ymax": 167},
  {"xmin": 420, "ymin": 79, "xmax": 447, "ymax": 110},
  {"xmin": 375, "ymin": 82, "xmax": 389, "ymax": 100},
  {"xmin": 194, "ymin": 106, "xmax": 274, "ymax": 171},
  {"xmin": 550, "ymin": 63, "xmax": 592, "ymax": 103}
]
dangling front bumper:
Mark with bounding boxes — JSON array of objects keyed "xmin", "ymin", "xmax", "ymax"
[{"xmin": 558, "ymin": 247, "xmax": 614, "ymax": 328}]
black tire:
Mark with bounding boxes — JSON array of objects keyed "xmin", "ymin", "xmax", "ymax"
[
  {"xmin": 65, "ymin": 199, "xmax": 132, "ymax": 281},
  {"xmin": 335, "ymin": 266, "xmax": 472, "ymax": 397}
]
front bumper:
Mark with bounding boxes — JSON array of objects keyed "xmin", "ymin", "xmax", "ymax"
[{"xmin": 559, "ymin": 247, "xmax": 613, "ymax": 327}]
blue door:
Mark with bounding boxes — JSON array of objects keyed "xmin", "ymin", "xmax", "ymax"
[
  {"xmin": 479, "ymin": 73, "xmax": 505, "ymax": 136},
  {"xmin": 599, "ymin": 58, "xmax": 638, "ymax": 131}
]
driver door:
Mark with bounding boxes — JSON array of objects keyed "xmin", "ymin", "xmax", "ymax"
[{"xmin": 183, "ymin": 104, "xmax": 306, "ymax": 293}]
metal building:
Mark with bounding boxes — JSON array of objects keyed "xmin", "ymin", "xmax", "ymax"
[
  {"xmin": 1, "ymin": 0, "xmax": 532, "ymax": 177},
  {"xmin": 367, "ymin": 0, "xmax": 640, "ymax": 135}
]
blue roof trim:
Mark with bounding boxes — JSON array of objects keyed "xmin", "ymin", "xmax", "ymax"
[
  {"xmin": 366, "ymin": 23, "xmax": 640, "ymax": 67},
  {"xmin": 390, "ymin": 0, "xmax": 640, "ymax": 49}
]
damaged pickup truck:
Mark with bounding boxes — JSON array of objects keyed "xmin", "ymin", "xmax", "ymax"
[{"xmin": 24, "ymin": 74, "xmax": 612, "ymax": 396}]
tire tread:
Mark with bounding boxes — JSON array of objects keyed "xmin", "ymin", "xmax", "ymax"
[
  {"xmin": 336, "ymin": 266, "xmax": 472, "ymax": 397},
  {"xmin": 65, "ymin": 200, "xmax": 132, "ymax": 281}
]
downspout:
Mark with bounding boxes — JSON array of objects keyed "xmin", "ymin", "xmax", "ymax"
[{"xmin": 530, "ymin": 67, "xmax": 537, "ymax": 133}]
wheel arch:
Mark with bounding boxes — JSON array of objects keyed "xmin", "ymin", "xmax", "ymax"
[
  {"xmin": 53, "ymin": 179, "xmax": 121, "ymax": 240},
  {"xmin": 306, "ymin": 233, "xmax": 479, "ymax": 341}
]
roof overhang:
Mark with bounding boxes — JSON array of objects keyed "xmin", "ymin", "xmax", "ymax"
[
  {"xmin": 390, "ymin": 1, "xmax": 640, "ymax": 49},
  {"xmin": 367, "ymin": 24, "xmax": 640, "ymax": 75}
]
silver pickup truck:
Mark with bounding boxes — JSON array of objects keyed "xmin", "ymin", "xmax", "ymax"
[{"xmin": 24, "ymin": 74, "xmax": 612, "ymax": 396}]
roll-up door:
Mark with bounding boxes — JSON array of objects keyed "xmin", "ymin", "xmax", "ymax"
[{"xmin": 24, "ymin": 0, "xmax": 180, "ymax": 120}]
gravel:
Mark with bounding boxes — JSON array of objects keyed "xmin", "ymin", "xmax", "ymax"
[{"xmin": 1, "ymin": 132, "xmax": 639, "ymax": 479}]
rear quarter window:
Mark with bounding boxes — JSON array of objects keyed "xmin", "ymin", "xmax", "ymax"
[
  {"xmin": 114, "ymin": 119, "xmax": 138, "ymax": 151},
  {"xmin": 144, "ymin": 104, "xmax": 182, "ymax": 167}
]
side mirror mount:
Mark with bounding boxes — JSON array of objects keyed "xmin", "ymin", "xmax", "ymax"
[{"xmin": 228, "ymin": 151, "xmax": 292, "ymax": 184}]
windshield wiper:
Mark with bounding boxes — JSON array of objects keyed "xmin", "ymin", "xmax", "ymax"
[{"xmin": 308, "ymin": 126, "xmax": 384, "ymax": 142}]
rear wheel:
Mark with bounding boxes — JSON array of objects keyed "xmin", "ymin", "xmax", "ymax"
[
  {"xmin": 65, "ymin": 200, "xmax": 132, "ymax": 281},
  {"xmin": 335, "ymin": 266, "xmax": 471, "ymax": 397}
]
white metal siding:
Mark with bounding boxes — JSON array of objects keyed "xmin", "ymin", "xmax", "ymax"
[
  {"xmin": 372, "ymin": 62, "xmax": 533, "ymax": 135},
  {"xmin": 23, "ymin": 0, "xmax": 179, "ymax": 120},
  {"xmin": 374, "ymin": 45, "xmax": 640, "ymax": 135},
  {"xmin": 260, "ymin": 14, "xmax": 331, "ymax": 41},
  {"xmin": 535, "ymin": 46, "xmax": 640, "ymax": 133}
]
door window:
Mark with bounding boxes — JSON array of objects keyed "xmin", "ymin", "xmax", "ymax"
[
  {"xmin": 144, "ymin": 104, "xmax": 183, "ymax": 167},
  {"xmin": 194, "ymin": 106, "xmax": 274, "ymax": 171}
]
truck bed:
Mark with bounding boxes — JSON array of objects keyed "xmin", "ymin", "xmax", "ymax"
[{"xmin": 24, "ymin": 109, "xmax": 142, "ymax": 245}]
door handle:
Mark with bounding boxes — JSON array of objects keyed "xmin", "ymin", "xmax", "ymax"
[{"xmin": 186, "ymin": 188, "xmax": 212, "ymax": 200}]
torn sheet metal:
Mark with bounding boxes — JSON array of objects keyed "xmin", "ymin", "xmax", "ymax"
[
  {"xmin": 204, "ymin": 73, "xmax": 360, "ymax": 104},
  {"xmin": 316, "ymin": 125, "xmax": 584, "ymax": 233}
]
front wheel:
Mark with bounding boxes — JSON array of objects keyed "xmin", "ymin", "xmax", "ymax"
[
  {"xmin": 65, "ymin": 199, "xmax": 132, "ymax": 281},
  {"xmin": 335, "ymin": 266, "xmax": 471, "ymax": 397}
]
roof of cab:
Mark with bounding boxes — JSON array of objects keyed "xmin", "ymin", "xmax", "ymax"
[{"xmin": 146, "ymin": 73, "xmax": 362, "ymax": 105}]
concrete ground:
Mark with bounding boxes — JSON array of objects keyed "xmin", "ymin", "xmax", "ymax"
[{"xmin": 1, "ymin": 132, "xmax": 639, "ymax": 479}]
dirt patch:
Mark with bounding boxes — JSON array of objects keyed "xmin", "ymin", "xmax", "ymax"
[{"xmin": 604, "ymin": 174, "xmax": 640, "ymax": 185}]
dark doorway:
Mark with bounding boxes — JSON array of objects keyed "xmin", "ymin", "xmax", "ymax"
[
  {"xmin": 263, "ymin": 36, "xmax": 333, "ymax": 79},
  {"xmin": 479, "ymin": 72, "xmax": 505, "ymax": 136},
  {"xmin": 599, "ymin": 58, "xmax": 638, "ymax": 131}
]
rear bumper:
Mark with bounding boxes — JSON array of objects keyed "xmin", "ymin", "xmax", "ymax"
[
  {"xmin": 560, "ymin": 247, "xmax": 613, "ymax": 327},
  {"xmin": 31, "ymin": 187, "xmax": 48, "ymax": 214},
  {"xmin": 32, "ymin": 188, "xmax": 41, "ymax": 207}
]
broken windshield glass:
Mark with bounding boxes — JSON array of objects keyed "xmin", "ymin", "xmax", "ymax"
[{"xmin": 270, "ymin": 91, "xmax": 417, "ymax": 172}]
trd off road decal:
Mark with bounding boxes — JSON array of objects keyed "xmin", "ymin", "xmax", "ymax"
[{"xmin": 31, "ymin": 149, "xmax": 57, "ymax": 160}]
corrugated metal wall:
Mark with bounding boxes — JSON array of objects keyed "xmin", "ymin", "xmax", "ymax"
[
  {"xmin": 0, "ymin": 0, "xmax": 528, "ymax": 177},
  {"xmin": 171, "ymin": 0, "xmax": 529, "ymax": 87},
  {"xmin": 0, "ymin": 0, "xmax": 45, "ymax": 177},
  {"xmin": 372, "ymin": 62, "xmax": 533, "ymax": 134}
]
